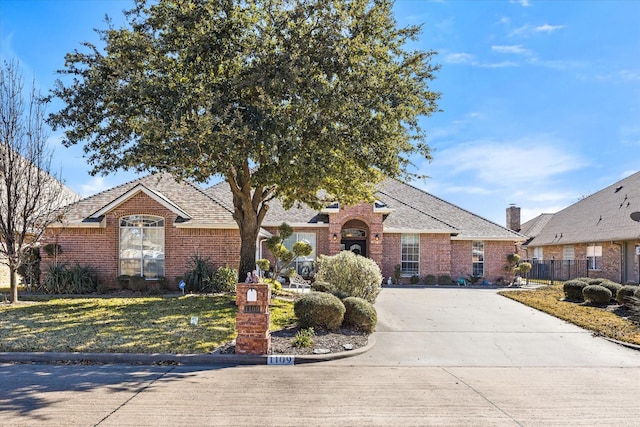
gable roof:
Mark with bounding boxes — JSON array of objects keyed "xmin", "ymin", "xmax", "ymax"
[
  {"xmin": 520, "ymin": 213, "xmax": 554, "ymax": 239},
  {"xmin": 527, "ymin": 171, "xmax": 640, "ymax": 246},
  {"xmin": 376, "ymin": 178, "xmax": 524, "ymax": 240},
  {"xmin": 206, "ymin": 177, "xmax": 525, "ymax": 240},
  {"xmin": 55, "ymin": 173, "xmax": 236, "ymax": 228}
]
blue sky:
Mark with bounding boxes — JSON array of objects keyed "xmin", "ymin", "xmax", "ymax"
[{"xmin": 1, "ymin": 0, "xmax": 639, "ymax": 226}]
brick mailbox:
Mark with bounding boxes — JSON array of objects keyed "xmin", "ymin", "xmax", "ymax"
[{"xmin": 235, "ymin": 283, "xmax": 271, "ymax": 355}]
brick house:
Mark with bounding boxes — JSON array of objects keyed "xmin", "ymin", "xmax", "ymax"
[
  {"xmin": 41, "ymin": 173, "xmax": 525, "ymax": 288},
  {"xmin": 520, "ymin": 171, "xmax": 640, "ymax": 284}
]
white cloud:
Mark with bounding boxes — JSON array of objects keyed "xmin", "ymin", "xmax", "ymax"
[
  {"xmin": 492, "ymin": 44, "xmax": 531, "ymax": 55},
  {"xmin": 534, "ymin": 24, "xmax": 565, "ymax": 33},
  {"xmin": 510, "ymin": 0, "xmax": 531, "ymax": 7},
  {"xmin": 445, "ymin": 52, "xmax": 474, "ymax": 64},
  {"xmin": 80, "ymin": 176, "xmax": 110, "ymax": 197},
  {"xmin": 620, "ymin": 69, "xmax": 640, "ymax": 81}
]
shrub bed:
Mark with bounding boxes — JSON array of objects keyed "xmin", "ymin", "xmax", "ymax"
[
  {"xmin": 617, "ymin": 285, "xmax": 640, "ymax": 307},
  {"xmin": 294, "ymin": 292, "xmax": 345, "ymax": 330},
  {"xmin": 582, "ymin": 285, "xmax": 612, "ymax": 306},
  {"xmin": 599, "ymin": 280, "xmax": 623, "ymax": 302},
  {"xmin": 342, "ymin": 297, "xmax": 377, "ymax": 333},
  {"xmin": 563, "ymin": 279, "xmax": 588, "ymax": 301}
]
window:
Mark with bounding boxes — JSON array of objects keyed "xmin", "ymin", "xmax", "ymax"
[
  {"xmin": 563, "ymin": 245, "xmax": 575, "ymax": 261},
  {"xmin": 401, "ymin": 234, "xmax": 419, "ymax": 275},
  {"xmin": 283, "ymin": 232, "xmax": 316, "ymax": 277},
  {"xmin": 532, "ymin": 247, "xmax": 543, "ymax": 261},
  {"xmin": 472, "ymin": 241, "xmax": 484, "ymax": 277},
  {"xmin": 587, "ymin": 243, "xmax": 602, "ymax": 270},
  {"xmin": 119, "ymin": 215, "xmax": 165, "ymax": 278}
]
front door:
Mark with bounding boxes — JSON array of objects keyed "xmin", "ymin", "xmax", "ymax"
[{"xmin": 344, "ymin": 241, "xmax": 366, "ymax": 257}]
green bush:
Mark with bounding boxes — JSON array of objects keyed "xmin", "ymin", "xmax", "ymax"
[
  {"xmin": 585, "ymin": 278, "xmax": 605, "ymax": 286},
  {"xmin": 184, "ymin": 254, "xmax": 215, "ymax": 292},
  {"xmin": 410, "ymin": 275, "xmax": 420, "ymax": 284},
  {"xmin": 627, "ymin": 296, "xmax": 640, "ymax": 325},
  {"xmin": 437, "ymin": 274, "xmax": 453, "ymax": 285},
  {"xmin": 40, "ymin": 263, "xmax": 98, "ymax": 294},
  {"xmin": 310, "ymin": 281, "xmax": 332, "ymax": 293},
  {"xmin": 210, "ymin": 266, "xmax": 238, "ymax": 292},
  {"xmin": 291, "ymin": 327, "xmax": 315, "ymax": 348},
  {"xmin": 424, "ymin": 274, "xmax": 437, "ymax": 285},
  {"xmin": 563, "ymin": 279, "xmax": 589, "ymax": 301},
  {"xmin": 342, "ymin": 297, "xmax": 377, "ymax": 333},
  {"xmin": 616, "ymin": 285, "xmax": 640, "ymax": 306},
  {"xmin": 267, "ymin": 278, "xmax": 282, "ymax": 295},
  {"xmin": 294, "ymin": 292, "xmax": 345, "ymax": 330},
  {"xmin": 314, "ymin": 251, "xmax": 382, "ymax": 303},
  {"xmin": 582, "ymin": 285, "xmax": 612, "ymax": 305},
  {"xmin": 599, "ymin": 280, "xmax": 622, "ymax": 302}
]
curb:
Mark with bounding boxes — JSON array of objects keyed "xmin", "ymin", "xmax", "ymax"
[{"xmin": 0, "ymin": 335, "xmax": 376, "ymax": 367}]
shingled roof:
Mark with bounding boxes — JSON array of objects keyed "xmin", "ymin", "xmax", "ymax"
[
  {"xmin": 520, "ymin": 213, "xmax": 554, "ymax": 239},
  {"xmin": 527, "ymin": 171, "xmax": 640, "ymax": 246},
  {"xmin": 206, "ymin": 177, "xmax": 525, "ymax": 240},
  {"xmin": 57, "ymin": 173, "xmax": 236, "ymax": 228}
]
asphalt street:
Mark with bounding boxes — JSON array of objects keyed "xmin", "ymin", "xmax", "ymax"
[{"xmin": 2, "ymin": 287, "xmax": 639, "ymax": 426}]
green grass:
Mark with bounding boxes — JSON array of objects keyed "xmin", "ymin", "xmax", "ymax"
[
  {"xmin": 500, "ymin": 283, "xmax": 640, "ymax": 346},
  {"xmin": 0, "ymin": 294, "xmax": 296, "ymax": 354}
]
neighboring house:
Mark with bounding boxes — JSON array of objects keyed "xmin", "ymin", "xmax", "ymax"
[
  {"xmin": 40, "ymin": 173, "xmax": 525, "ymax": 288},
  {"xmin": 0, "ymin": 156, "xmax": 79, "ymax": 287},
  {"xmin": 521, "ymin": 171, "xmax": 640, "ymax": 284}
]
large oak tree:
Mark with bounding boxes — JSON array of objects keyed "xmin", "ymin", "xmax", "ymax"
[{"xmin": 49, "ymin": 0, "xmax": 440, "ymax": 280}]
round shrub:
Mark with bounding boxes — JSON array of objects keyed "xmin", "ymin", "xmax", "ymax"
[
  {"xmin": 424, "ymin": 274, "xmax": 437, "ymax": 286},
  {"xmin": 616, "ymin": 285, "xmax": 640, "ymax": 306},
  {"xmin": 294, "ymin": 292, "xmax": 345, "ymax": 330},
  {"xmin": 599, "ymin": 280, "xmax": 622, "ymax": 302},
  {"xmin": 342, "ymin": 297, "xmax": 377, "ymax": 333},
  {"xmin": 563, "ymin": 279, "xmax": 588, "ymax": 301},
  {"xmin": 437, "ymin": 275, "xmax": 453, "ymax": 285},
  {"xmin": 314, "ymin": 251, "xmax": 382, "ymax": 303},
  {"xmin": 582, "ymin": 285, "xmax": 612, "ymax": 305},
  {"xmin": 585, "ymin": 278, "xmax": 605, "ymax": 286},
  {"xmin": 310, "ymin": 281, "xmax": 332, "ymax": 293}
]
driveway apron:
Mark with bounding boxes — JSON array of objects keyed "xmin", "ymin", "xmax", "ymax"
[{"xmin": 330, "ymin": 287, "xmax": 640, "ymax": 367}]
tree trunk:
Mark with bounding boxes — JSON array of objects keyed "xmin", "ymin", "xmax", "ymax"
[
  {"xmin": 238, "ymin": 223, "xmax": 259, "ymax": 284},
  {"xmin": 9, "ymin": 267, "xmax": 18, "ymax": 303}
]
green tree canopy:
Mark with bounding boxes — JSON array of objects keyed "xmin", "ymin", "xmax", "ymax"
[{"xmin": 49, "ymin": 0, "xmax": 440, "ymax": 279}]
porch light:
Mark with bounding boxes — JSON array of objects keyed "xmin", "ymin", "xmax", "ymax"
[
  {"xmin": 332, "ymin": 233, "xmax": 338, "ymax": 241},
  {"xmin": 375, "ymin": 234, "xmax": 379, "ymax": 241}
]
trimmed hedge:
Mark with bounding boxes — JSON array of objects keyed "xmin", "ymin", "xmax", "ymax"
[
  {"xmin": 617, "ymin": 285, "xmax": 640, "ymax": 307},
  {"xmin": 563, "ymin": 279, "xmax": 589, "ymax": 301},
  {"xmin": 582, "ymin": 285, "xmax": 612, "ymax": 305},
  {"xmin": 437, "ymin": 275, "xmax": 453, "ymax": 285},
  {"xmin": 342, "ymin": 297, "xmax": 377, "ymax": 333},
  {"xmin": 599, "ymin": 280, "xmax": 623, "ymax": 302},
  {"xmin": 424, "ymin": 274, "xmax": 437, "ymax": 286},
  {"xmin": 294, "ymin": 292, "xmax": 345, "ymax": 330},
  {"xmin": 310, "ymin": 281, "xmax": 332, "ymax": 293}
]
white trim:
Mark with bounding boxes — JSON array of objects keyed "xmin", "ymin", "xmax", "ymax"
[
  {"xmin": 174, "ymin": 222, "xmax": 238, "ymax": 229},
  {"xmin": 89, "ymin": 184, "xmax": 192, "ymax": 220},
  {"xmin": 383, "ymin": 228, "xmax": 456, "ymax": 234},
  {"xmin": 451, "ymin": 235, "xmax": 525, "ymax": 242}
]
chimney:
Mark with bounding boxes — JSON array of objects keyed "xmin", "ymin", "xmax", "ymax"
[{"xmin": 506, "ymin": 204, "xmax": 521, "ymax": 232}]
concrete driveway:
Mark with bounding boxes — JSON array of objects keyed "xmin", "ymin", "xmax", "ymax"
[
  {"xmin": 2, "ymin": 287, "xmax": 640, "ymax": 426},
  {"xmin": 332, "ymin": 286, "xmax": 640, "ymax": 367}
]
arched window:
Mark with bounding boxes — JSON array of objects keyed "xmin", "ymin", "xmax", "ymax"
[{"xmin": 119, "ymin": 215, "xmax": 165, "ymax": 278}]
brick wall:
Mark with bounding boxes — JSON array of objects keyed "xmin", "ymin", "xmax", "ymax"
[
  {"xmin": 527, "ymin": 242, "xmax": 625, "ymax": 283},
  {"xmin": 40, "ymin": 192, "xmax": 241, "ymax": 288}
]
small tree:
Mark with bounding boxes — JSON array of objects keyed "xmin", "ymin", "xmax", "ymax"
[
  {"xmin": 265, "ymin": 223, "xmax": 312, "ymax": 279},
  {"xmin": 0, "ymin": 61, "xmax": 76, "ymax": 303}
]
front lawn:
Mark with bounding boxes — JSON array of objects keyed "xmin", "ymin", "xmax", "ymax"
[
  {"xmin": 500, "ymin": 284, "xmax": 640, "ymax": 346},
  {"xmin": 0, "ymin": 295, "xmax": 295, "ymax": 354}
]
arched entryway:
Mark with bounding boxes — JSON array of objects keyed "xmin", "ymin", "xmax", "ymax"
[{"xmin": 340, "ymin": 219, "xmax": 370, "ymax": 257}]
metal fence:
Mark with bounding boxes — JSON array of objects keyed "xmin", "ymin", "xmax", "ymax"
[{"xmin": 524, "ymin": 259, "xmax": 589, "ymax": 284}]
